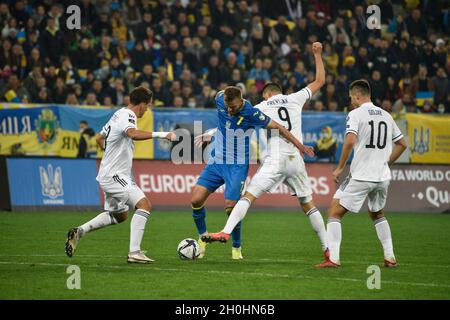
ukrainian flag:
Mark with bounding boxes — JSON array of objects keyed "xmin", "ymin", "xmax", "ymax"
[
  {"xmin": 17, "ymin": 29, "xmax": 26, "ymax": 43},
  {"xmin": 416, "ymin": 91, "xmax": 434, "ymax": 107},
  {"xmin": 4, "ymin": 90, "xmax": 21, "ymax": 103}
]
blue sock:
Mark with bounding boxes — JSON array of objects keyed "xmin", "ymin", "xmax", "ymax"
[
  {"xmin": 231, "ymin": 221, "xmax": 242, "ymax": 248},
  {"xmin": 192, "ymin": 206, "xmax": 207, "ymax": 235},
  {"xmin": 225, "ymin": 207, "xmax": 242, "ymax": 248}
]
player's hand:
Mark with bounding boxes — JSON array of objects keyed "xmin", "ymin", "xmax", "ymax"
[
  {"xmin": 332, "ymin": 167, "xmax": 343, "ymax": 184},
  {"xmin": 166, "ymin": 132, "xmax": 177, "ymax": 141},
  {"xmin": 312, "ymin": 42, "xmax": 322, "ymax": 55},
  {"xmin": 299, "ymin": 145, "xmax": 315, "ymax": 158},
  {"xmin": 194, "ymin": 133, "xmax": 213, "ymax": 147}
]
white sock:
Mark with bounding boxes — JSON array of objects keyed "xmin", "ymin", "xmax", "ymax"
[
  {"xmin": 306, "ymin": 208, "xmax": 328, "ymax": 252},
  {"xmin": 374, "ymin": 217, "xmax": 395, "ymax": 260},
  {"xmin": 327, "ymin": 218, "xmax": 342, "ymax": 264},
  {"xmin": 79, "ymin": 211, "xmax": 118, "ymax": 236},
  {"xmin": 223, "ymin": 198, "xmax": 251, "ymax": 234},
  {"xmin": 130, "ymin": 209, "xmax": 150, "ymax": 253}
]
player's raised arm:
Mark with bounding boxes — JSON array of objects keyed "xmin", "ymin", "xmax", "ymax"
[
  {"xmin": 126, "ymin": 128, "xmax": 176, "ymax": 141},
  {"xmin": 267, "ymin": 119, "xmax": 315, "ymax": 157},
  {"xmin": 306, "ymin": 42, "xmax": 326, "ymax": 95}
]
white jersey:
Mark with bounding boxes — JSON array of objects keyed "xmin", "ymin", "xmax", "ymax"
[
  {"xmin": 96, "ymin": 108, "xmax": 137, "ymax": 183},
  {"xmin": 346, "ymin": 102, "xmax": 403, "ymax": 182},
  {"xmin": 254, "ymin": 87, "xmax": 312, "ymax": 159}
]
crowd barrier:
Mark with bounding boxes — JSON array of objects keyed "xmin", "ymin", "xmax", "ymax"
[{"xmin": 1, "ymin": 157, "xmax": 448, "ymax": 213}]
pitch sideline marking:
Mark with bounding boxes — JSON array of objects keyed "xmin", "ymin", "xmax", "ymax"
[
  {"xmin": 0, "ymin": 260, "xmax": 449, "ymax": 289},
  {"xmin": 0, "ymin": 254, "xmax": 449, "ymax": 269}
]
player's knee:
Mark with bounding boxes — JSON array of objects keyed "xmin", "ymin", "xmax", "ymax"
[
  {"xmin": 369, "ymin": 210, "xmax": 384, "ymax": 221},
  {"xmin": 191, "ymin": 196, "xmax": 205, "ymax": 209},
  {"xmin": 114, "ymin": 211, "xmax": 128, "ymax": 223},
  {"xmin": 135, "ymin": 197, "xmax": 152, "ymax": 212}
]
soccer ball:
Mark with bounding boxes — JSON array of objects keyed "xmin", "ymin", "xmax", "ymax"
[{"xmin": 177, "ymin": 238, "xmax": 201, "ymax": 260}]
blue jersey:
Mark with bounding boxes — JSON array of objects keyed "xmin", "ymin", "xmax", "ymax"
[{"xmin": 210, "ymin": 92, "xmax": 271, "ymax": 164}]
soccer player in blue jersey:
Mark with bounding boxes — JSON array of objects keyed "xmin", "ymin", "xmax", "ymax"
[{"xmin": 191, "ymin": 86, "xmax": 314, "ymax": 259}]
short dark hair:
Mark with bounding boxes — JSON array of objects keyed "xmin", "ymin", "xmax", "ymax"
[
  {"xmin": 262, "ymin": 82, "xmax": 282, "ymax": 95},
  {"xmin": 349, "ymin": 79, "xmax": 371, "ymax": 97},
  {"xmin": 224, "ymin": 86, "xmax": 242, "ymax": 103},
  {"xmin": 80, "ymin": 120, "xmax": 88, "ymax": 125},
  {"xmin": 130, "ymin": 86, "xmax": 153, "ymax": 105}
]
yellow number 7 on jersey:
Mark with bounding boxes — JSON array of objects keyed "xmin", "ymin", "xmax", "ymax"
[{"xmin": 237, "ymin": 116, "xmax": 244, "ymax": 126}]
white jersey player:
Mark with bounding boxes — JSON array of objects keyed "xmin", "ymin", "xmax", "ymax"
[
  {"xmin": 316, "ymin": 79, "xmax": 407, "ymax": 268},
  {"xmin": 65, "ymin": 86, "xmax": 176, "ymax": 263},
  {"xmin": 202, "ymin": 42, "xmax": 329, "ymax": 259}
]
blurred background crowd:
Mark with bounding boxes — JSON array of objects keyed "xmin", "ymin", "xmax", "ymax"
[{"xmin": 0, "ymin": 0, "xmax": 449, "ymax": 116}]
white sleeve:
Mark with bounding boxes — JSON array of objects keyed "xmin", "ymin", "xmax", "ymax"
[
  {"xmin": 120, "ymin": 112, "xmax": 137, "ymax": 135},
  {"xmin": 346, "ymin": 112, "xmax": 359, "ymax": 136},
  {"xmin": 392, "ymin": 120, "xmax": 403, "ymax": 142},
  {"xmin": 288, "ymin": 87, "xmax": 312, "ymax": 107},
  {"xmin": 99, "ymin": 122, "xmax": 109, "ymax": 138}
]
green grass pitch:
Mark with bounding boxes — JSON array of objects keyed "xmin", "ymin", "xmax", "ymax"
[{"xmin": 0, "ymin": 210, "xmax": 449, "ymax": 299}]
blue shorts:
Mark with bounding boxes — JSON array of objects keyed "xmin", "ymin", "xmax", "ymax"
[{"xmin": 197, "ymin": 163, "xmax": 249, "ymax": 201}]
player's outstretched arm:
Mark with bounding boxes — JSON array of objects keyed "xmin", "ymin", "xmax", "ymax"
[
  {"xmin": 126, "ymin": 128, "xmax": 177, "ymax": 141},
  {"xmin": 267, "ymin": 120, "xmax": 314, "ymax": 157},
  {"xmin": 306, "ymin": 42, "xmax": 326, "ymax": 95},
  {"xmin": 194, "ymin": 128, "xmax": 217, "ymax": 147},
  {"xmin": 333, "ymin": 133, "xmax": 357, "ymax": 183},
  {"xmin": 388, "ymin": 137, "xmax": 407, "ymax": 166}
]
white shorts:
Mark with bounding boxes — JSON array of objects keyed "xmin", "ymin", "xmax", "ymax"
[
  {"xmin": 246, "ymin": 153, "xmax": 312, "ymax": 202},
  {"xmin": 99, "ymin": 174, "xmax": 146, "ymax": 213},
  {"xmin": 333, "ymin": 175, "xmax": 390, "ymax": 213}
]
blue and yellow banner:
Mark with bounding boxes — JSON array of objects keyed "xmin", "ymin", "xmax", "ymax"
[
  {"xmin": 0, "ymin": 105, "xmax": 154, "ymax": 159},
  {"xmin": 406, "ymin": 113, "xmax": 450, "ymax": 164}
]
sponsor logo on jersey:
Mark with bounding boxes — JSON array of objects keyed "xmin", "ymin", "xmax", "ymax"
[{"xmin": 128, "ymin": 118, "xmax": 135, "ymax": 124}]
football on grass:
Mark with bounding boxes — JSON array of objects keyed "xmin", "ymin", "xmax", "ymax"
[{"xmin": 177, "ymin": 238, "xmax": 201, "ymax": 260}]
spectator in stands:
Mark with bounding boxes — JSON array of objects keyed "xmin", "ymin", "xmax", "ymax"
[
  {"xmin": 1, "ymin": 73, "xmax": 29, "ymax": 102},
  {"xmin": 433, "ymin": 67, "xmax": 449, "ymax": 106},
  {"xmin": 39, "ymin": 17, "xmax": 65, "ymax": 66},
  {"xmin": 36, "ymin": 87, "xmax": 51, "ymax": 103},
  {"xmin": 314, "ymin": 126, "xmax": 337, "ymax": 162},
  {"xmin": 52, "ymin": 77, "xmax": 67, "ymax": 104},
  {"xmin": 313, "ymin": 100, "xmax": 325, "ymax": 112},
  {"xmin": 410, "ymin": 65, "xmax": 434, "ymax": 96},
  {"xmin": 77, "ymin": 120, "xmax": 96, "ymax": 158},
  {"xmin": 84, "ymin": 92, "xmax": 99, "ymax": 106},
  {"xmin": 196, "ymin": 83, "xmax": 216, "ymax": 109},
  {"xmin": 0, "ymin": 0, "xmax": 447, "ymax": 114},
  {"xmin": 248, "ymin": 58, "xmax": 269, "ymax": 91},
  {"xmin": 370, "ymin": 70, "xmax": 386, "ymax": 106},
  {"xmin": 71, "ymin": 38, "xmax": 97, "ymax": 71},
  {"xmin": 173, "ymin": 95, "xmax": 184, "ymax": 108},
  {"xmin": 406, "ymin": 9, "xmax": 427, "ymax": 40}
]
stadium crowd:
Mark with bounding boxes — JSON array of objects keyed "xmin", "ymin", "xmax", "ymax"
[{"xmin": 0, "ymin": 0, "xmax": 448, "ymax": 115}]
